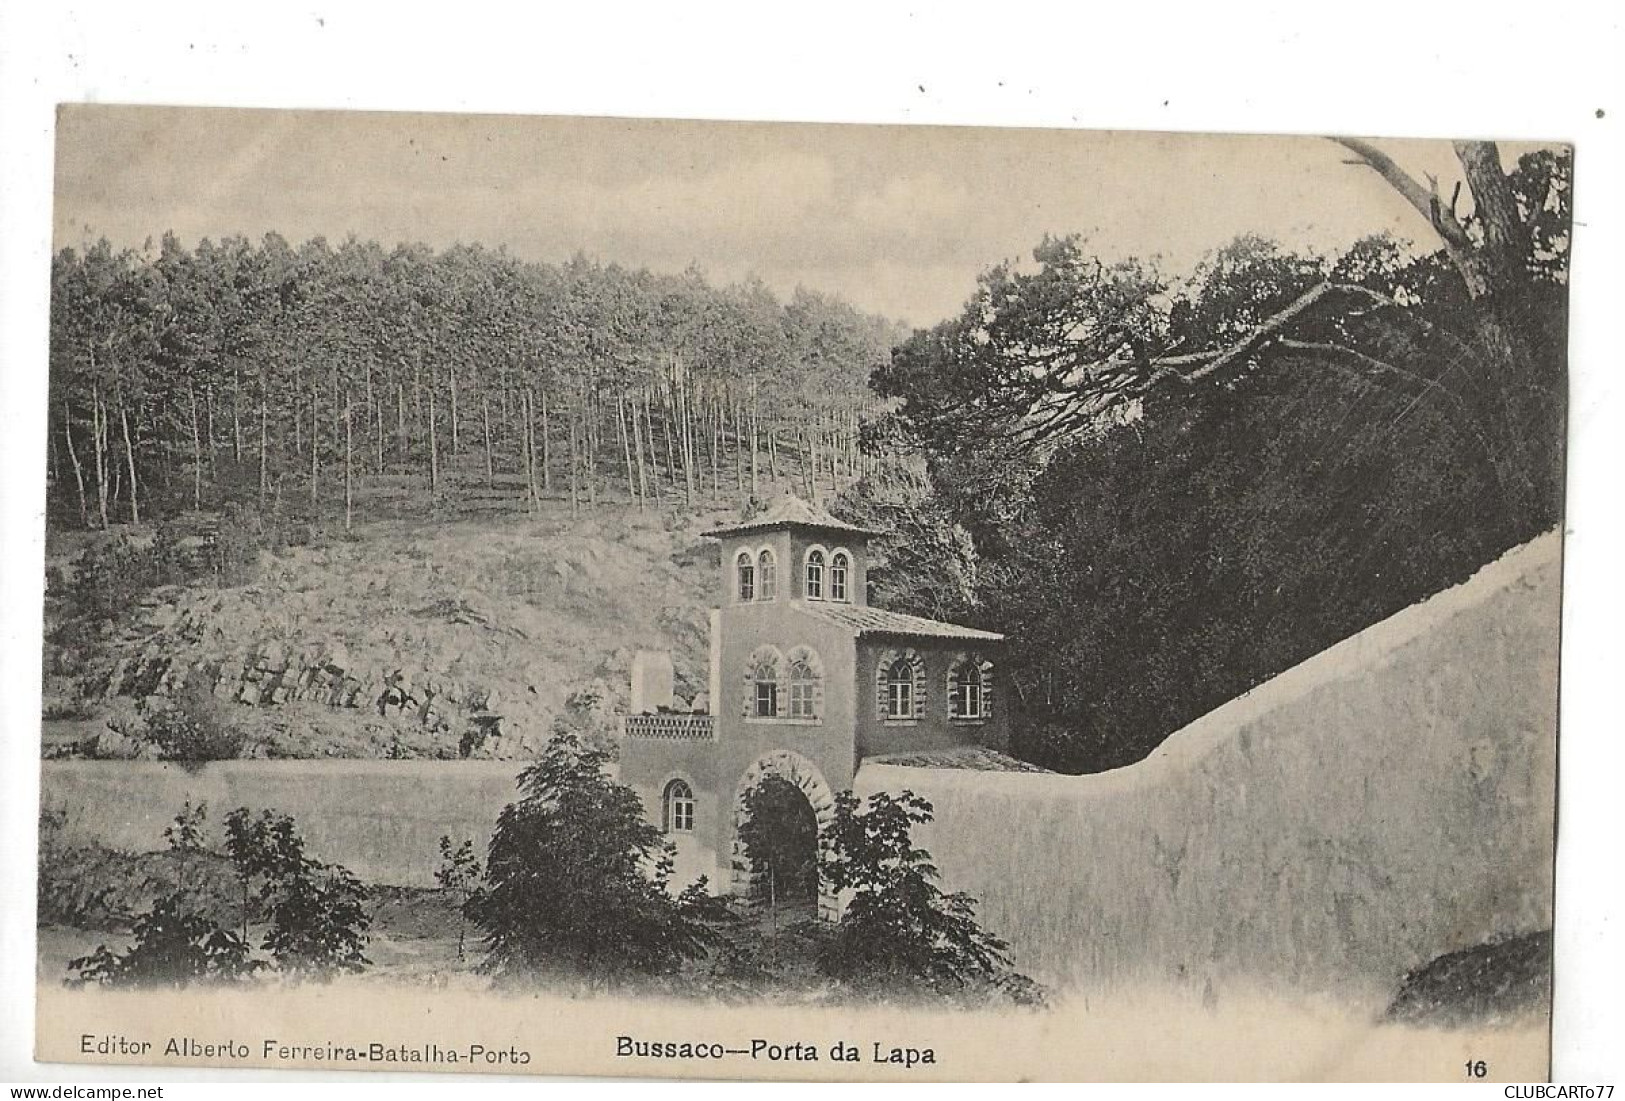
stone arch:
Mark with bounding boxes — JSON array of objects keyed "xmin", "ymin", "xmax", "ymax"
[{"xmin": 730, "ymin": 749, "xmax": 839, "ymax": 921}]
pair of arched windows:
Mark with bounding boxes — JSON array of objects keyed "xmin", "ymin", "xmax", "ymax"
[
  {"xmin": 876, "ymin": 651, "xmax": 993, "ymax": 723},
  {"xmin": 663, "ymin": 779, "xmax": 695, "ymax": 833},
  {"xmin": 736, "ymin": 549, "xmax": 778, "ymax": 603},
  {"xmin": 804, "ymin": 547, "xmax": 851, "ymax": 603},
  {"xmin": 745, "ymin": 645, "xmax": 824, "ymax": 721}
]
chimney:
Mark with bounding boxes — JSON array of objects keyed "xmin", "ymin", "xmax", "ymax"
[{"xmin": 630, "ymin": 650, "xmax": 675, "ymax": 714}]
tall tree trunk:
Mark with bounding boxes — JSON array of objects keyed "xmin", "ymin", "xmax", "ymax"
[
  {"xmin": 631, "ymin": 396, "xmax": 649, "ymax": 508},
  {"xmin": 90, "ymin": 379, "xmax": 108, "ymax": 530},
  {"xmin": 617, "ymin": 393, "xmax": 637, "ymax": 504},
  {"xmin": 428, "ymin": 385, "xmax": 440, "ymax": 495},
  {"xmin": 344, "ymin": 394, "xmax": 354, "ymax": 533},
  {"xmin": 258, "ymin": 387, "xmax": 268, "ymax": 508},
  {"xmin": 541, "ymin": 390, "xmax": 552, "ymax": 493},
  {"xmin": 62, "ymin": 400, "xmax": 90, "ymax": 528},
  {"xmin": 482, "ymin": 394, "xmax": 494, "ymax": 484},
  {"xmin": 310, "ymin": 380, "xmax": 319, "ymax": 513},
  {"xmin": 205, "ymin": 389, "xmax": 217, "ymax": 466},
  {"xmin": 521, "ymin": 390, "xmax": 538, "ymax": 511},
  {"xmin": 449, "ymin": 367, "xmax": 460, "ymax": 458},
  {"xmin": 396, "ymin": 382, "xmax": 407, "ymax": 471},
  {"xmin": 189, "ymin": 384, "xmax": 203, "ymax": 511},
  {"xmin": 119, "ymin": 404, "xmax": 139, "ymax": 525},
  {"xmin": 643, "ymin": 390, "xmax": 661, "ymax": 501},
  {"xmin": 567, "ymin": 399, "xmax": 580, "ymax": 516}
]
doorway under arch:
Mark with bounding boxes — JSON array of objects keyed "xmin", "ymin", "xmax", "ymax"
[{"xmin": 730, "ymin": 749, "xmax": 839, "ymax": 921}]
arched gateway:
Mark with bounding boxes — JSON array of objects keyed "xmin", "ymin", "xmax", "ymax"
[
  {"xmin": 730, "ymin": 750, "xmax": 839, "ymax": 921},
  {"xmin": 615, "ymin": 494, "xmax": 1009, "ymax": 920}
]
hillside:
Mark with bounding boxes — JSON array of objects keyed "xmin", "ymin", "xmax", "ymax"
[{"xmin": 43, "ymin": 503, "xmax": 732, "ymax": 760}]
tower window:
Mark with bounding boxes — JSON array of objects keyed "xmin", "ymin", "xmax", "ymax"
[
  {"xmin": 757, "ymin": 549, "xmax": 777, "ymax": 601},
  {"xmin": 663, "ymin": 779, "xmax": 695, "ymax": 833},
  {"xmin": 787, "ymin": 647, "xmax": 824, "ymax": 720},
  {"xmin": 736, "ymin": 551, "xmax": 755, "ymax": 602},
  {"xmin": 830, "ymin": 551, "xmax": 849, "ymax": 602},
  {"xmin": 805, "ymin": 549, "xmax": 826, "ymax": 600},
  {"xmin": 755, "ymin": 680, "xmax": 779, "ymax": 718},
  {"xmin": 746, "ymin": 646, "xmax": 783, "ymax": 719}
]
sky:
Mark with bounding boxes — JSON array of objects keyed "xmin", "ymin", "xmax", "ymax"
[{"xmin": 52, "ymin": 105, "xmax": 1552, "ymax": 329}]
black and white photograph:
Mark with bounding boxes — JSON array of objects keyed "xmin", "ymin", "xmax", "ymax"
[{"xmin": 11, "ymin": 101, "xmax": 1578, "ymax": 1081}]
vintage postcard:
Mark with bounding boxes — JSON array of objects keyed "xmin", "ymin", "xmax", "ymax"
[{"xmin": 32, "ymin": 105, "xmax": 1567, "ymax": 1081}]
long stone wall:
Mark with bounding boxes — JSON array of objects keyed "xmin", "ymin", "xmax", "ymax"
[
  {"xmin": 39, "ymin": 759, "xmax": 525, "ymax": 887},
  {"xmin": 855, "ymin": 533, "xmax": 1562, "ymax": 999}
]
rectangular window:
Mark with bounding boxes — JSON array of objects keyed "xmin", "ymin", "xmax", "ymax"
[
  {"xmin": 671, "ymin": 798, "xmax": 694, "ymax": 832},
  {"xmin": 830, "ymin": 567, "xmax": 847, "ymax": 602},
  {"xmin": 955, "ymin": 681, "xmax": 983, "ymax": 720},
  {"xmin": 789, "ymin": 682, "xmax": 817, "ymax": 719},
  {"xmin": 755, "ymin": 682, "xmax": 778, "ymax": 718},
  {"xmin": 887, "ymin": 681, "xmax": 913, "ymax": 719}
]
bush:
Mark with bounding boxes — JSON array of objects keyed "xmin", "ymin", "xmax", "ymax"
[
  {"xmin": 139, "ymin": 678, "xmax": 247, "ymax": 762},
  {"xmin": 467, "ymin": 734, "xmax": 716, "ymax": 983},
  {"xmin": 62, "ymin": 803, "xmax": 371, "ymax": 987},
  {"xmin": 224, "ymin": 807, "xmax": 371, "ymax": 980},
  {"xmin": 819, "ymin": 790, "xmax": 1042, "ymax": 1005},
  {"xmin": 69, "ymin": 893, "xmax": 261, "ymax": 988},
  {"xmin": 38, "ymin": 804, "xmax": 240, "ymax": 931}
]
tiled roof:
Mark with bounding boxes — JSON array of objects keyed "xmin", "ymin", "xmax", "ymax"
[
  {"xmin": 864, "ymin": 747, "xmax": 1052, "ymax": 773},
  {"xmin": 793, "ymin": 600, "xmax": 1004, "ymax": 642},
  {"xmin": 701, "ymin": 494, "xmax": 882, "ymax": 538}
]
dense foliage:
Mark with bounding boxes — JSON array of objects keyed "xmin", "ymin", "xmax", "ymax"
[
  {"xmin": 858, "ymin": 143, "xmax": 1570, "ymax": 772},
  {"xmin": 49, "ymin": 236, "xmax": 902, "ymax": 529},
  {"xmin": 737, "ymin": 775, "xmax": 820, "ymax": 905},
  {"xmin": 467, "ymin": 734, "xmax": 717, "ymax": 982},
  {"xmin": 68, "ymin": 802, "xmax": 368, "ymax": 986},
  {"xmin": 818, "ymin": 790, "xmax": 1040, "ymax": 1003}
]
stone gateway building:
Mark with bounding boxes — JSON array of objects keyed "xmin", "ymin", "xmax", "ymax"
[{"xmin": 617, "ymin": 495, "xmax": 1012, "ymax": 917}]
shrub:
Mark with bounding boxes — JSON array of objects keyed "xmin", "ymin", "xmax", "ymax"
[
  {"xmin": 69, "ymin": 893, "xmax": 261, "ymax": 988},
  {"xmin": 38, "ymin": 804, "xmax": 240, "ymax": 931},
  {"xmin": 139, "ymin": 678, "xmax": 247, "ymax": 762},
  {"xmin": 223, "ymin": 807, "xmax": 371, "ymax": 979},
  {"xmin": 819, "ymin": 790, "xmax": 1042, "ymax": 1005},
  {"xmin": 435, "ymin": 836, "xmax": 482, "ymax": 962},
  {"xmin": 467, "ymin": 734, "xmax": 715, "ymax": 983}
]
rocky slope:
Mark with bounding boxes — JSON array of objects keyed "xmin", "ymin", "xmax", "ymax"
[{"xmin": 46, "ymin": 508, "xmax": 724, "ymax": 759}]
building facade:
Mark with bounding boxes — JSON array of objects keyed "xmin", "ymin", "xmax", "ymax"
[{"xmin": 618, "ymin": 495, "xmax": 1007, "ymax": 918}]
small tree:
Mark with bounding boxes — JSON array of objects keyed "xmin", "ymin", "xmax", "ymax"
[
  {"xmin": 162, "ymin": 799, "xmax": 209, "ymax": 883},
  {"xmin": 820, "ymin": 790, "xmax": 1039, "ymax": 1003},
  {"xmin": 224, "ymin": 807, "xmax": 305, "ymax": 939},
  {"xmin": 467, "ymin": 733, "xmax": 715, "ymax": 983},
  {"xmin": 260, "ymin": 863, "xmax": 370, "ymax": 979},
  {"xmin": 435, "ymin": 836, "xmax": 482, "ymax": 962},
  {"xmin": 222, "ymin": 806, "xmax": 370, "ymax": 980},
  {"xmin": 70, "ymin": 892, "xmax": 260, "ymax": 988}
]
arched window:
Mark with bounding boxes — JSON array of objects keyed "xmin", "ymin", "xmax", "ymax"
[
  {"xmin": 877, "ymin": 649, "xmax": 924, "ymax": 721},
  {"xmin": 736, "ymin": 551, "xmax": 755, "ymax": 603},
  {"xmin": 757, "ymin": 549, "xmax": 777, "ymax": 601},
  {"xmin": 786, "ymin": 646, "xmax": 824, "ymax": 720},
  {"xmin": 829, "ymin": 551, "xmax": 850, "ymax": 602},
  {"xmin": 805, "ymin": 548, "xmax": 826, "ymax": 600},
  {"xmin": 949, "ymin": 656, "xmax": 992, "ymax": 722},
  {"xmin": 746, "ymin": 646, "xmax": 783, "ymax": 718},
  {"xmin": 663, "ymin": 779, "xmax": 695, "ymax": 833}
]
